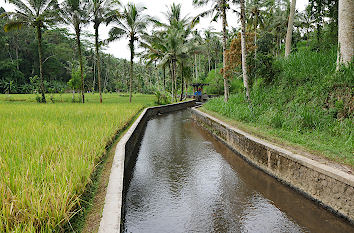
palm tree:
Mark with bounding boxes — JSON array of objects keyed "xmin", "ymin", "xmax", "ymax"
[
  {"xmin": 193, "ymin": 0, "xmax": 230, "ymax": 102},
  {"xmin": 140, "ymin": 31, "xmax": 166, "ymax": 89},
  {"xmin": 108, "ymin": 3, "xmax": 150, "ymax": 103},
  {"xmin": 268, "ymin": 5, "xmax": 289, "ymax": 56},
  {"xmin": 203, "ymin": 29, "xmax": 214, "ymax": 73},
  {"xmin": 61, "ymin": 0, "xmax": 89, "ymax": 103},
  {"xmin": 285, "ymin": 0, "xmax": 296, "ymax": 57},
  {"xmin": 90, "ymin": 0, "xmax": 120, "ymax": 103},
  {"xmin": 3, "ymin": 0, "xmax": 60, "ymax": 103},
  {"xmin": 142, "ymin": 3, "xmax": 193, "ymax": 102},
  {"xmin": 239, "ymin": 0, "xmax": 251, "ymax": 102},
  {"xmin": 336, "ymin": 0, "xmax": 353, "ymax": 69}
]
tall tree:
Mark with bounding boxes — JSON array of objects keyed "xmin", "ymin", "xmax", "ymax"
[
  {"xmin": 193, "ymin": 0, "xmax": 230, "ymax": 102},
  {"xmin": 336, "ymin": 0, "xmax": 353, "ymax": 69},
  {"xmin": 144, "ymin": 3, "xmax": 193, "ymax": 102},
  {"xmin": 285, "ymin": 0, "xmax": 296, "ymax": 57},
  {"xmin": 108, "ymin": 3, "xmax": 150, "ymax": 102},
  {"xmin": 3, "ymin": 0, "xmax": 60, "ymax": 102},
  {"xmin": 239, "ymin": 0, "xmax": 251, "ymax": 102},
  {"xmin": 90, "ymin": 0, "xmax": 120, "ymax": 103},
  {"xmin": 61, "ymin": 0, "xmax": 89, "ymax": 103}
]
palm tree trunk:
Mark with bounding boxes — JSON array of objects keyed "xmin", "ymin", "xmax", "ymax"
[
  {"xmin": 36, "ymin": 25, "xmax": 46, "ymax": 103},
  {"xmin": 75, "ymin": 27, "xmax": 85, "ymax": 103},
  {"xmin": 95, "ymin": 25, "xmax": 102, "ymax": 103},
  {"xmin": 129, "ymin": 38, "xmax": 134, "ymax": 103},
  {"xmin": 254, "ymin": 16, "xmax": 257, "ymax": 60},
  {"xmin": 240, "ymin": 0, "xmax": 251, "ymax": 103},
  {"xmin": 285, "ymin": 0, "xmax": 296, "ymax": 57},
  {"xmin": 163, "ymin": 65, "xmax": 166, "ymax": 91},
  {"xmin": 208, "ymin": 53, "xmax": 211, "ymax": 73},
  {"xmin": 336, "ymin": 0, "xmax": 353, "ymax": 69},
  {"xmin": 15, "ymin": 32, "xmax": 19, "ymax": 70},
  {"xmin": 180, "ymin": 61, "xmax": 184, "ymax": 101},
  {"xmin": 195, "ymin": 53, "xmax": 198, "ymax": 80},
  {"xmin": 173, "ymin": 59, "xmax": 177, "ymax": 101},
  {"xmin": 169, "ymin": 60, "xmax": 174, "ymax": 101},
  {"xmin": 221, "ymin": 0, "xmax": 229, "ymax": 102}
]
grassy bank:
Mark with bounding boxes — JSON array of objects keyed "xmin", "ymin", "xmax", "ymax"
[
  {"xmin": 0, "ymin": 94, "xmax": 154, "ymax": 232},
  {"xmin": 203, "ymin": 47, "xmax": 353, "ymax": 166}
]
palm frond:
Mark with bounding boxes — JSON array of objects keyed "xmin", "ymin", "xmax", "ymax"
[
  {"xmin": 3, "ymin": 20, "xmax": 26, "ymax": 32},
  {"xmin": 108, "ymin": 26, "xmax": 126, "ymax": 42}
]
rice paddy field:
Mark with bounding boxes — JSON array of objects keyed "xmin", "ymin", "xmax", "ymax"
[{"xmin": 0, "ymin": 93, "xmax": 155, "ymax": 232}]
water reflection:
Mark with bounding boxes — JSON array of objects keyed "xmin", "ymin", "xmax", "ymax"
[{"xmin": 123, "ymin": 110, "xmax": 353, "ymax": 233}]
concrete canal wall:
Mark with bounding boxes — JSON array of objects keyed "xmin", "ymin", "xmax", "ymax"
[
  {"xmin": 191, "ymin": 107, "xmax": 354, "ymax": 224},
  {"xmin": 98, "ymin": 100, "xmax": 196, "ymax": 233}
]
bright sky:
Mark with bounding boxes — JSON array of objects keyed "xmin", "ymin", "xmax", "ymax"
[{"xmin": 0, "ymin": 0, "xmax": 308, "ymax": 60}]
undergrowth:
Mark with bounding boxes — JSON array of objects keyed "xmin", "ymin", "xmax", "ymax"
[{"xmin": 204, "ymin": 47, "xmax": 353, "ymax": 166}]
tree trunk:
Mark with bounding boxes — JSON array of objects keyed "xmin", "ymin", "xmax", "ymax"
[
  {"xmin": 173, "ymin": 59, "xmax": 177, "ymax": 101},
  {"xmin": 169, "ymin": 60, "xmax": 174, "ymax": 102},
  {"xmin": 36, "ymin": 25, "xmax": 46, "ymax": 103},
  {"xmin": 221, "ymin": 0, "xmax": 229, "ymax": 102},
  {"xmin": 208, "ymin": 53, "xmax": 211, "ymax": 73},
  {"xmin": 75, "ymin": 26, "xmax": 85, "ymax": 103},
  {"xmin": 195, "ymin": 53, "xmax": 198, "ymax": 80},
  {"xmin": 129, "ymin": 38, "xmax": 134, "ymax": 103},
  {"xmin": 15, "ymin": 31, "xmax": 19, "ymax": 70},
  {"xmin": 180, "ymin": 61, "xmax": 184, "ymax": 101},
  {"xmin": 336, "ymin": 0, "xmax": 353, "ymax": 69},
  {"xmin": 240, "ymin": 0, "xmax": 251, "ymax": 102},
  {"xmin": 163, "ymin": 65, "xmax": 166, "ymax": 91},
  {"xmin": 285, "ymin": 0, "xmax": 296, "ymax": 57},
  {"xmin": 92, "ymin": 56, "xmax": 96, "ymax": 93},
  {"xmin": 254, "ymin": 16, "xmax": 257, "ymax": 59},
  {"xmin": 95, "ymin": 24, "xmax": 102, "ymax": 103}
]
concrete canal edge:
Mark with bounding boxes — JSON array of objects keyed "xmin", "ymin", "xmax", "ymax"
[
  {"xmin": 98, "ymin": 100, "xmax": 196, "ymax": 233},
  {"xmin": 191, "ymin": 107, "xmax": 354, "ymax": 224}
]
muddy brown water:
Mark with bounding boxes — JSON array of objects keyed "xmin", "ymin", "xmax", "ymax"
[{"xmin": 123, "ymin": 110, "xmax": 353, "ymax": 233}]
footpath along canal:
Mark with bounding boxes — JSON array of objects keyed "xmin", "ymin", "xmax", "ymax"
[{"xmin": 122, "ymin": 110, "xmax": 353, "ymax": 232}]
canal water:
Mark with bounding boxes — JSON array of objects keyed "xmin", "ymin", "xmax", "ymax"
[{"xmin": 123, "ymin": 110, "xmax": 353, "ymax": 233}]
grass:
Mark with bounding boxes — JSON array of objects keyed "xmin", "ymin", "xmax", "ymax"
[
  {"xmin": 203, "ymin": 47, "xmax": 353, "ymax": 167},
  {"xmin": 0, "ymin": 93, "xmax": 155, "ymax": 232}
]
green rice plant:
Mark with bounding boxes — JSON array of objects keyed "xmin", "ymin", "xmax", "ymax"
[{"xmin": 0, "ymin": 94, "xmax": 155, "ymax": 232}]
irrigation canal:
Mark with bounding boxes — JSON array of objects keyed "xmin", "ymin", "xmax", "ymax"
[{"xmin": 122, "ymin": 110, "xmax": 353, "ymax": 232}]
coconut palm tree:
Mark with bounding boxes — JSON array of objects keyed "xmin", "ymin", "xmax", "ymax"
[
  {"xmin": 193, "ymin": 0, "xmax": 230, "ymax": 102},
  {"xmin": 140, "ymin": 31, "xmax": 166, "ymax": 89},
  {"xmin": 108, "ymin": 3, "xmax": 150, "ymax": 103},
  {"xmin": 203, "ymin": 28, "xmax": 217, "ymax": 73},
  {"xmin": 142, "ymin": 3, "xmax": 193, "ymax": 102},
  {"xmin": 61, "ymin": 0, "xmax": 90, "ymax": 103},
  {"xmin": 90, "ymin": 0, "xmax": 120, "ymax": 103},
  {"xmin": 160, "ymin": 4, "xmax": 194, "ymax": 101},
  {"xmin": 3, "ymin": 0, "xmax": 60, "ymax": 103},
  {"xmin": 239, "ymin": 0, "xmax": 251, "ymax": 102}
]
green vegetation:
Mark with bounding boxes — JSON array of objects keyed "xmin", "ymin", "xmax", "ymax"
[
  {"xmin": 203, "ymin": 47, "xmax": 353, "ymax": 166},
  {"xmin": 0, "ymin": 94, "xmax": 155, "ymax": 232},
  {"xmin": 0, "ymin": 0, "xmax": 352, "ymax": 231}
]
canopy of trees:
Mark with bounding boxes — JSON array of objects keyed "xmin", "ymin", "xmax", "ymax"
[{"xmin": 0, "ymin": 0, "xmax": 352, "ymax": 103}]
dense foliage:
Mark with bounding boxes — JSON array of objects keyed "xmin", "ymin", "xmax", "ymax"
[{"xmin": 0, "ymin": 7, "xmax": 157, "ymax": 96}]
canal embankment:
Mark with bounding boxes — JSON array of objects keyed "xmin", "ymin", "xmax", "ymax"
[
  {"xmin": 191, "ymin": 106, "xmax": 354, "ymax": 224},
  {"xmin": 98, "ymin": 100, "xmax": 196, "ymax": 233}
]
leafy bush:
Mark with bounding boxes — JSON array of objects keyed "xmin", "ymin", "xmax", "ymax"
[{"xmin": 155, "ymin": 90, "xmax": 171, "ymax": 105}]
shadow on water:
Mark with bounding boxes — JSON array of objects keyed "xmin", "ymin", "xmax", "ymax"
[{"xmin": 123, "ymin": 110, "xmax": 353, "ymax": 233}]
